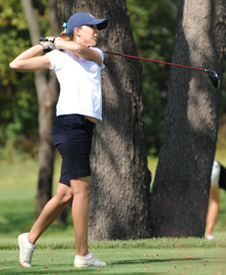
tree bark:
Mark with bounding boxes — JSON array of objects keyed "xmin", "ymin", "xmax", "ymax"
[
  {"xmin": 21, "ymin": 0, "xmax": 60, "ymax": 217},
  {"xmin": 57, "ymin": 0, "xmax": 151, "ymax": 240},
  {"xmin": 150, "ymin": 0, "xmax": 226, "ymax": 237}
]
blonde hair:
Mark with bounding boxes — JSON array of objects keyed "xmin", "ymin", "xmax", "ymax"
[
  {"xmin": 60, "ymin": 31, "xmax": 74, "ymax": 41},
  {"xmin": 60, "ymin": 31, "xmax": 71, "ymax": 41},
  {"xmin": 60, "ymin": 25, "xmax": 83, "ymax": 41}
]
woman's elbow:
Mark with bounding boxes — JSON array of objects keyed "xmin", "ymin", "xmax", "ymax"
[{"xmin": 9, "ymin": 61, "xmax": 18, "ymax": 70}]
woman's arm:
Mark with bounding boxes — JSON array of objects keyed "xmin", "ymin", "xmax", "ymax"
[
  {"xmin": 55, "ymin": 39, "xmax": 102, "ymax": 66},
  {"xmin": 9, "ymin": 44, "xmax": 52, "ymax": 72}
]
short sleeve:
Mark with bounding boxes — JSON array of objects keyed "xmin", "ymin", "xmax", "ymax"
[
  {"xmin": 46, "ymin": 50, "xmax": 61, "ymax": 71},
  {"xmin": 211, "ymin": 160, "xmax": 221, "ymax": 184},
  {"xmin": 90, "ymin": 47, "xmax": 105, "ymax": 69}
]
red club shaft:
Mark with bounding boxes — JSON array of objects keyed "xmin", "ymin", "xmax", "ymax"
[{"xmin": 104, "ymin": 51, "xmax": 204, "ymax": 72}]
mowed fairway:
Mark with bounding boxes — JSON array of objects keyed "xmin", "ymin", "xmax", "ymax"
[{"xmin": 0, "ymin": 239, "xmax": 226, "ymax": 274}]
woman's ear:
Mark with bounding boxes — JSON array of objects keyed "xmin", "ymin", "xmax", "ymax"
[{"xmin": 74, "ymin": 27, "xmax": 81, "ymax": 37}]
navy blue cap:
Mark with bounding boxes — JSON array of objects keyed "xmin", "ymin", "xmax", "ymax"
[{"xmin": 66, "ymin": 12, "xmax": 108, "ymax": 36}]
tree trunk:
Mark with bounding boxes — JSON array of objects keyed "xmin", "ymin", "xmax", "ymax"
[
  {"xmin": 57, "ymin": 0, "xmax": 151, "ymax": 240},
  {"xmin": 34, "ymin": 71, "xmax": 58, "ymax": 216},
  {"xmin": 150, "ymin": 0, "xmax": 226, "ymax": 238},
  {"xmin": 21, "ymin": 0, "xmax": 60, "ymax": 217}
]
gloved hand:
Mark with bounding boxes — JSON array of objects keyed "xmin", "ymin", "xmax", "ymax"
[{"xmin": 39, "ymin": 37, "xmax": 56, "ymax": 52}]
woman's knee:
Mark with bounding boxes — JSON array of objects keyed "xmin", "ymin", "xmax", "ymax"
[
  {"xmin": 70, "ymin": 177, "xmax": 91, "ymax": 197},
  {"xmin": 55, "ymin": 184, "xmax": 73, "ymax": 204},
  {"xmin": 210, "ymin": 183, "xmax": 220, "ymax": 203}
]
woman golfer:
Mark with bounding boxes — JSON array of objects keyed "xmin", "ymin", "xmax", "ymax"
[
  {"xmin": 206, "ymin": 159, "xmax": 226, "ymax": 240},
  {"xmin": 10, "ymin": 12, "xmax": 108, "ymax": 268}
]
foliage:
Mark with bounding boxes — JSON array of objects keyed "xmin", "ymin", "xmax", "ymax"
[
  {"xmin": 0, "ymin": 0, "xmax": 225, "ymax": 157},
  {"xmin": 219, "ymin": 63, "xmax": 226, "ymax": 116},
  {"xmin": 0, "ymin": 0, "xmax": 50, "ymax": 154},
  {"xmin": 0, "ymin": 1, "xmax": 36, "ymax": 141},
  {"xmin": 126, "ymin": 0, "xmax": 179, "ymax": 155},
  {"xmin": 0, "ymin": 0, "xmax": 180, "ymax": 157}
]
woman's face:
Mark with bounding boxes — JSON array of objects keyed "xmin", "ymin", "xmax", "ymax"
[{"xmin": 78, "ymin": 25, "xmax": 99, "ymax": 47}]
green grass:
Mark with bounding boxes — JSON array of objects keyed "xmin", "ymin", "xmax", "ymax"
[
  {"xmin": 1, "ymin": 236, "xmax": 226, "ymax": 250},
  {"xmin": 0, "ymin": 152, "xmax": 226, "ymax": 274},
  {"xmin": 0, "ymin": 240, "xmax": 226, "ymax": 274},
  {"xmin": 0, "ymin": 156, "xmax": 75, "ymax": 238},
  {"xmin": 0, "ymin": 236, "xmax": 226, "ymax": 274}
]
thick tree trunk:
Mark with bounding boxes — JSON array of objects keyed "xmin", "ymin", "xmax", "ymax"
[
  {"xmin": 150, "ymin": 0, "xmax": 226, "ymax": 237},
  {"xmin": 21, "ymin": 0, "xmax": 60, "ymax": 217},
  {"xmin": 57, "ymin": 0, "xmax": 151, "ymax": 240}
]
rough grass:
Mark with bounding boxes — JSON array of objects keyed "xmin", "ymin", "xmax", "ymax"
[{"xmin": 1, "ymin": 236, "xmax": 226, "ymax": 251}]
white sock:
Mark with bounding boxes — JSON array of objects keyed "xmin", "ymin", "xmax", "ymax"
[
  {"xmin": 26, "ymin": 236, "xmax": 35, "ymax": 247},
  {"xmin": 82, "ymin": 252, "xmax": 91, "ymax": 258}
]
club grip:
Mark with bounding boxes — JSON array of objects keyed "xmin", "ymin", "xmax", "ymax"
[{"xmin": 39, "ymin": 37, "xmax": 47, "ymax": 41}]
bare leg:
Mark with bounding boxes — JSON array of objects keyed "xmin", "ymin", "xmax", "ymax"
[
  {"xmin": 70, "ymin": 176, "xmax": 90, "ymax": 256},
  {"xmin": 206, "ymin": 183, "xmax": 220, "ymax": 236},
  {"xmin": 28, "ymin": 183, "xmax": 73, "ymax": 244}
]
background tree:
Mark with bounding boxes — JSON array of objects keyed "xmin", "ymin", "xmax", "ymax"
[
  {"xmin": 150, "ymin": 0, "xmax": 226, "ymax": 237},
  {"xmin": 127, "ymin": 0, "xmax": 179, "ymax": 155},
  {"xmin": 3, "ymin": 0, "xmax": 226, "ymax": 236},
  {"xmin": 57, "ymin": 0, "xmax": 151, "ymax": 240},
  {"xmin": 0, "ymin": 0, "xmax": 180, "ymax": 159},
  {"xmin": 21, "ymin": 0, "xmax": 60, "ymax": 217}
]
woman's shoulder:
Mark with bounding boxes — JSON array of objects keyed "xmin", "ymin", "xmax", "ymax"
[
  {"xmin": 89, "ymin": 46, "xmax": 103, "ymax": 54},
  {"xmin": 46, "ymin": 49, "xmax": 66, "ymax": 57},
  {"xmin": 89, "ymin": 47, "xmax": 104, "ymax": 64},
  {"xmin": 46, "ymin": 50, "xmax": 72, "ymax": 70}
]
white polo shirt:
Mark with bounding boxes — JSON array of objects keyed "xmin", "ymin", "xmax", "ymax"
[
  {"xmin": 211, "ymin": 160, "xmax": 220, "ymax": 185},
  {"xmin": 46, "ymin": 47, "xmax": 105, "ymax": 120}
]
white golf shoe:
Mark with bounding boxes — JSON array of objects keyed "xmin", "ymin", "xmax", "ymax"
[
  {"xmin": 205, "ymin": 234, "xmax": 215, "ymax": 240},
  {"xmin": 74, "ymin": 252, "xmax": 107, "ymax": 268},
  {"xmin": 18, "ymin": 233, "xmax": 35, "ymax": 267}
]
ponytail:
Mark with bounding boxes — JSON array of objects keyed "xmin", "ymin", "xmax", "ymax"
[
  {"xmin": 60, "ymin": 31, "xmax": 70, "ymax": 41},
  {"xmin": 59, "ymin": 22, "xmax": 76, "ymax": 41}
]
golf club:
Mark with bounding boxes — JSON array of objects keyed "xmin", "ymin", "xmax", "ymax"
[{"xmin": 103, "ymin": 50, "xmax": 220, "ymax": 90}]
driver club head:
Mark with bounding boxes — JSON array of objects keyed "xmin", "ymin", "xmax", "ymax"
[{"xmin": 204, "ymin": 69, "xmax": 220, "ymax": 90}]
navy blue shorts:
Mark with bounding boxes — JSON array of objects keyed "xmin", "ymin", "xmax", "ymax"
[{"xmin": 51, "ymin": 114, "xmax": 95, "ymax": 186}]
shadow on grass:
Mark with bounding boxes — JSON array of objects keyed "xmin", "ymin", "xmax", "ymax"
[
  {"xmin": 2, "ymin": 267, "xmax": 169, "ymax": 275},
  {"xmin": 112, "ymin": 257, "xmax": 202, "ymax": 265}
]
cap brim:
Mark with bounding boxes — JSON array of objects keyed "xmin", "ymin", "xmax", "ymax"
[
  {"xmin": 97, "ymin": 19, "xmax": 108, "ymax": 30},
  {"xmin": 86, "ymin": 18, "xmax": 108, "ymax": 30}
]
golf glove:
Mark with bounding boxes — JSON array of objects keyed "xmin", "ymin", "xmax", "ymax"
[{"xmin": 39, "ymin": 37, "xmax": 56, "ymax": 52}]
